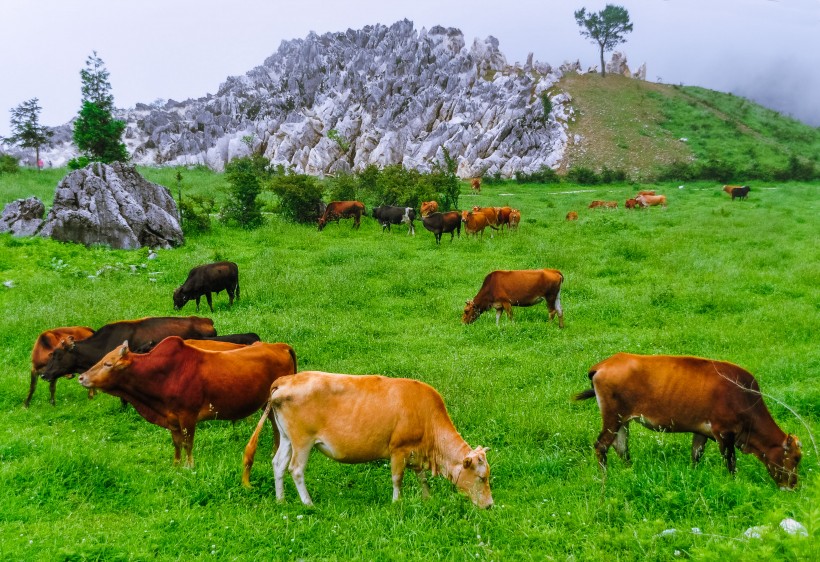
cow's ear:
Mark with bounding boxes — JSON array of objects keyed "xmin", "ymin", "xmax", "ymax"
[
  {"xmin": 463, "ymin": 457, "xmax": 473, "ymax": 469},
  {"xmin": 120, "ymin": 340, "xmax": 129, "ymax": 357},
  {"xmin": 66, "ymin": 335, "xmax": 76, "ymax": 350}
]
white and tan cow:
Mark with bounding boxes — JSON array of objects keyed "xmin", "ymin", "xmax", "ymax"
[{"xmin": 243, "ymin": 371, "xmax": 494, "ymax": 508}]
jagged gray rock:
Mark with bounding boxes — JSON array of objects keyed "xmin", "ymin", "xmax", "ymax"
[
  {"xmin": 37, "ymin": 162, "xmax": 183, "ymax": 249},
  {"xmin": 0, "ymin": 197, "xmax": 45, "ymax": 236}
]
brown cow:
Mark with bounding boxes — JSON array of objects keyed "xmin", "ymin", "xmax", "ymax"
[
  {"xmin": 588, "ymin": 200, "xmax": 617, "ymax": 209},
  {"xmin": 471, "ymin": 206, "xmax": 499, "ymax": 227},
  {"xmin": 420, "ymin": 201, "xmax": 439, "ymax": 217},
  {"xmin": 25, "ymin": 326, "xmax": 96, "ymax": 407},
  {"xmin": 494, "ymin": 206, "xmax": 513, "ymax": 231},
  {"xmin": 78, "ymin": 336, "xmax": 297, "ymax": 467},
  {"xmin": 173, "ymin": 261, "xmax": 239, "ymax": 312},
  {"xmin": 461, "ymin": 210, "xmax": 498, "ymax": 239},
  {"xmin": 463, "ymin": 269, "xmax": 564, "ymax": 327},
  {"xmin": 588, "ymin": 200, "xmax": 605, "ymax": 209},
  {"xmin": 422, "ymin": 211, "xmax": 462, "ymax": 244},
  {"xmin": 636, "ymin": 190, "xmax": 656, "ymax": 196},
  {"xmin": 317, "ymin": 201, "xmax": 366, "ymax": 231},
  {"xmin": 509, "ymin": 209, "xmax": 521, "ymax": 230},
  {"xmin": 624, "ymin": 198, "xmax": 639, "ymax": 209},
  {"xmin": 565, "ymin": 211, "xmax": 578, "ymax": 221},
  {"xmin": 470, "ymin": 178, "xmax": 481, "ymax": 193},
  {"xmin": 723, "ymin": 185, "xmax": 743, "ymax": 195},
  {"xmin": 242, "ymin": 371, "xmax": 493, "ymax": 508},
  {"xmin": 574, "ymin": 353, "xmax": 802, "ymax": 489},
  {"xmin": 636, "ymin": 194, "xmax": 667, "ymax": 208}
]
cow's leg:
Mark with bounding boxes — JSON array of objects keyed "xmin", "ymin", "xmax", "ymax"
[
  {"xmin": 414, "ymin": 469, "xmax": 431, "ymax": 499},
  {"xmin": 195, "ymin": 296, "xmax": 201, "ymax": 311},
  {"xmin": 495, "ymin": 307, "xmax": 502, "ymax": 326},
  {"xmin": 549, "ymin": 291, "xmax": 565, "ymax": 329},
  {"xmin": 227, "ymin": 286, "xmax": 235, "ymax": 307},
  {"xmin": 613, "ymin": 423, "xmax": 631, "ymax": 464},
  {"xmin": 272, "ymin": 433, "xmax": 293, "ymax": 502},
  {"xmin": 24, "ymin": 369, "xmax": 39, "ymax": 408},
  {"xmin": 500, "ymin": 302, "xmax": 514, "ymax": 324},
  {"xmin": 390, "ymin": 454, "xmax": 408, "ymax": 502},
  {"xmin": 691, "ymin": 434, "xmax": 708, "ymax": 465},
  {"xmin": 717, "ymin": 432, "xmax": 737, "ymax": 474},
  {"xmin": 48, "ymin": 379, "xmax": 58, "ymax": 406},
  {"xmin": 594, "ymin": 407, "xmax": 623, "ymax": 470},
  {"xmin": 288, "ymin": 444, "xmax": 314, "ymax": 506},
  {"xmin": 205, "ymin": 292, "xmax": 214, "ymax": 312}
]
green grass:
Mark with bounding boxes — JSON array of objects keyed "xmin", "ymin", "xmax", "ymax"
[{"xmin": 0, "ymin": 172, "xmax": 818, "ymax": 560}]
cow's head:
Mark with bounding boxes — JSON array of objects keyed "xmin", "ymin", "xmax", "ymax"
[
  {"xmin": 455, "ymin": 446, "xmax": 493, "ymax": 509},
  {"xmin": 461, "ymin": 210, "xmax": 470, "ymax": 223},
  {"xmin": 462, "ymin": 300, "xmax": 482, "ymax": 324},
  {"xmin": 172, "ymin": 287, "xmax": 188, "ymax": 310},
  {"xmin": 765, "ymin": 434, "xmax": 802, "ymax": 490},
  {"xmin": 40, "ymin": 337, "xmax": 78, "ymax": 382},
  {"xmin": 78, "ymin": 341, "xmax": 133, "ymax": 390},
  {"xmin": 317, "ymin": 217, "xmax": 327, "ymax": 231}
]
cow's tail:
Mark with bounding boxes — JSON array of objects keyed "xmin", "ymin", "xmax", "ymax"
[
  {"xmin": 287, "ymin": 346, "xmax": 298, "ymax": 374},
  {"xmin": 572, "ymin": 368, "xmax": 598, "ymax": 401},
  {"xmin": 242, "ymin": 398, "xmax": 273, "ymax": 489}
]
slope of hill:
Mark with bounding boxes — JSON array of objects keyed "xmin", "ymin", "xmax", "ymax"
[{"xmin": 558, "ymin": 73, "xmax": 820, "ymax": 181}]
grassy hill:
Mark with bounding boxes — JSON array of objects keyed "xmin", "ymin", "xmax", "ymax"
[{"xmin": 557, "ymin": 73, "xmax": 820, "ymax": 182}]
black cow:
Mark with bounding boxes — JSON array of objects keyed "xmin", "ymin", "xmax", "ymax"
[
  {"xmin": 422, "ymin": 211, "xmax": 462, "ymax": 244},
  {"xmin": 133, "ymin": 332, "xmax": 261, "ymax": 354},
  {"xmin": 40, "ymin": 316, "xmax": 217, "ymax": 383},
  {"xmin": 731, "ymin": 186, "xmax": 751, "ymax": 201},
  {"xmin": 372, "ymin": 205, "xmax": 416, "ymax": 235},
  {"xmin": 174, "ymin": 262, "xmax": 239, "ymax": 312}
]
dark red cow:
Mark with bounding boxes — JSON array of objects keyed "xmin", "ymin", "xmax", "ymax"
[
  {"xmin": 78, "ymin": 337, "xmax": 297, "ymax": 466},
  {"xmin": 574, "ymin": 353, "xmax": 802, "ymax": 489},
  {"xmin": 318, "ymin": 201, "xmax": 366, "ymax": 231},
  {"xmin": 421, "ymin": 211, "xmax": 462, "ymax": 244},
  {"xmin": 40, "ymin": 316, "xmax": 217, "ymax": 383},
  {"xmin": 25, "ymin": 326, "xmax": 96, "ymax": 407},
  {"xmin": 173, "ymin": 261, "xmax": 239, "ymax": 312}
]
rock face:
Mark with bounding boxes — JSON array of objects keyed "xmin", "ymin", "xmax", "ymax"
[
  {"xmin": 38, "ymin": 162, "xmax": 183, "ymax": 249},
  {"xmin": 0, "ymin": 197, "xmax": 45, "ymax": 236}
]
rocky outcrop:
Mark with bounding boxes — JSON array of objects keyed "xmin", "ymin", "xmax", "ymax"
[
  {"xmin": 38, "ymin": 162, "xmax": 183, "ymax": 249},
  {"xmin": 0, "ymin": 197, "xmax": 45, "ymax": 236}
]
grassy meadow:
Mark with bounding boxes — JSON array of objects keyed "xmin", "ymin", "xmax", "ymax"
[{"xmin": 0, "ymin": 169, "xmax": 818, "ymax": 560}]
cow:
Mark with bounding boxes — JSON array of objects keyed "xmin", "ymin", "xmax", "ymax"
[
  {"xmin": 636, "ymin": 194, "xmax": 667, "ymax": 208},
  {"xmin": 40, "ymin": 316, "xmax": 217, "ymax": 384},
  {"xmin": 625, "ymin": 198, "xmax": 639, "ymax": 209},
  {"xmin": 573, "ymin": 353, "xmax": 802, "ymax": 489},
  {"xmin": 133, "ymin": 332, "xmax": 261, "ymax": 354},
  {"xmin": 731, "ymin": 186, "xmax": 751, "ymax": 200},
  {"xmin": 509, "ymin": 209, "xmax": 521, "ymax": 230},
  {"xmin": 565, "ymin": 211, "xmax": 578, "ymax": 221},
  {"xmin": 470, "ymin": 177, "xmax": 481, "ymax": 193},
  {"xmin": 494, "ymin": 206, "xmax": 513, "ymax": 231},
  {"xmin": 242, "ymin": 371, "xmax": 493, "ymax": 508},
  {"xmin": 25, "ymin": 326, "xmax": 96, "ymax": 407},
  {"xmin": 372, "ymin": 205, "xmax": 416, "ymax": 235},
  {"xmin": 463, "ymin": 269, "xmax": 564, "ymax": 327},
  {"xmin": 589, "ymin": 200, "xmax": 617, "ymax": 209},
  {"xmin": 317, "ymin": 200, "xmax": 366, "ymax": 231},
  {"xmin": 471, "ymin": 206, "xmax": 499, "ymax": 227},
  {"xmin": 420, "ymin": 201, "xmax": 439, "ymax": 217},
  {"xmin": 173, "ymin": 261, "xmax": 239, "ymax": 312},
  {"xmin": 461, "ymin": 210, "xmax": 498, "ymax": 239},
  {"xmin": 723, "ymin": 184, "xmax": 743, "ymax": 195},
  {"xmin": 78, "ymin": 336, "xmax": 297, "ymax": 467},
  {"xmin": 636, "ymin": 190, "xmax": 656, "ymax": 196},
  {"xmin": 421, "ymin": 211, "xmax": 462, "ymax": 244}
]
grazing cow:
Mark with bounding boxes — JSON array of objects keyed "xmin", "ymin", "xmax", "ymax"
[
  {"xmin": 25, "ymin": 326, "xmax": 96, "ymax": 407},
  {"xmin": 133, "ymin": 332, "xmax": 261, "ymax": 354},
  {"xmin": 78, "ymin": 337, "xmax": 297, "ymax": 467},
  {"xmin": 372, "ymin": 205, "xmax": 416, "ymax": 235},
  {"xmin": 173, "ymin": 261, "xmax": 239, "ymax": 312},
  {"xmin": 636, "ymin": 190, "xmax": 656, "ymax": 196},
  {"xmin": 461, "ymin": 210, "xmax": 498, "ymax": 239},
  {"xmin": 723, "ymin": 184, "xmax": 743, "ymax": 195},
  {"xmin": 422, "ymin": 211, "xmax": 462, "ymax": 244},
  {"xmin": 625, "ymin": 198, "xmax": 639, "ymax": 209},
  {"xmin": 573, "ymin": 353, "xmax": 802, "ymax": 489},
  {"xmin": 317, "ymin": 200, "xmax": 366, "ymax": 231},
  {"xmin": 242, "ymin": 371, "xmax": 493, "ymax": 508},
  {"xmin": 463, "ymin": 269, "xmax": 564, "ymax": 327},
  {"xmin": 471, "ymin": 206, "xmax": 499, "ymax": 227},
  {"xmin": 494, "ymin": 206, "xmax": 513, "ymax": 231},
  {"xmin": 509, "ymin": 209, "xmax": 521, "ymax": 230},
  {"xmin": 420, "ymin": 201, "xmax": 439, "ymax": 217},
  {"xmin": 565, "ymin": 211, "xmax": 578, "ymax": 221},
  {"xmin": 589, "ymin": 200, "xmax": 617, "ymax": 209},
  {"xmin": 636, "ymin": 194, "xmax": 667, "ymax": 208},
  {"xmin": 731, "ymin": 186, "xmax": 751, "ymax": 200},
  {"xmin": 40, "ymin": 316, "xmax": 217, "ymax": 383},
  {"xmin": 470, "ymin": 177, "xmax": 481, "ymax": 193}
]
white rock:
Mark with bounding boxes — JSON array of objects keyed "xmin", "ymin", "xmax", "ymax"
[{"xmin": 779, "ymin": 518, "xmax": 808, "ymax": 536}]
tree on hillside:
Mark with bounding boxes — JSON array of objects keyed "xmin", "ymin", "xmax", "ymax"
[
  {"xmin": 574, "ymin": 4, "xmax": 633, "ymax": 78},
  {"xmin": 5, "ymin": 98, "xmax": 52, "ymax": 172},
  {"xmin": 72, "ymin": 51, "xmax": 128, "ymax": 166}
]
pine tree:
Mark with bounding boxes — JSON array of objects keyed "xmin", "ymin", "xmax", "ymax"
[{"xmin": 5, "ymin": 98, "xmax": 53, "ymax": 172}]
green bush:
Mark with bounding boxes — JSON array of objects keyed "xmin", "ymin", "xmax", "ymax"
[
  {"xmin": 0, "ymin": 153, "xmax": 19, "ymax": 174},
  {"xmin": 328, "ymin": 171, "xmax": 359, "ymax": 201},
  {"xmin": 515, "ymin": 166, "xmax": 561, "ymax": 184},
  {"xmin": 566, "ymin": 166, "xmax": 600, "ymax": 185},
  {"xmin": 220, "ymin": 157, "xmax": 264, "ymax": 229},
  {"xmin": 270, "ymin": 172, "xmax": 324, "ymax": 223},
  {"xmin": 67, "ymin": 156, "xmax": 91, "ymax": 170},
  {"xmin": 179, "ymin": 195, "xmax": 214, "ymax": 234}
]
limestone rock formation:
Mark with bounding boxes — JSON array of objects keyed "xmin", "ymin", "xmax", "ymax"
[
  {"xmin": 0, "ymin": 197, "xmax": 45, "ymax": 236},
  {"xmin": 38, "ymin": 162, "xmax": 183, "ymax": 249}
]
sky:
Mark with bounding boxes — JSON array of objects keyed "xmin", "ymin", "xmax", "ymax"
[{"xmin": 1, "ymin": 0, "xmax": 819, "ymax": 139}]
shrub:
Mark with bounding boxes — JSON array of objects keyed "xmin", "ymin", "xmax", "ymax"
[
  {"xmin": 271, "ymin": 172, "xmax": 324, "ymax": 223},
  {"xmin": 566, "ymin": 166, "xmax": 600, "ymax": 185},
  {"xmin": 368, "ymin": 164, "xmax": 421, "ymax": 207},
  {"xmin": 599, "ymin": 166, "xmax": 628, "ymax": 183},
  {"xmin": 67, "ymin": 156, "xmax": 91, "ymax": 170},
  {"xmin": 429, "ymin": 147, "xmax": 459, "ymax": 210},
  {"xmin": 328, "ymin": 172, "xmax": 359, "ymax": 201},
  {"xmin": 220, "ymin": 157, "xmax": 264, "ymax": 229},
  {"xmin": 179, "ymin": 195, "xmax": 214, "ymax": 234},
  {"xmin": 515, "ymin": 166, "xmax": 561, "ymax": 184},
  {"xmin": 0, "ymin": 153, "xmax": 19, "ymax": 174}
]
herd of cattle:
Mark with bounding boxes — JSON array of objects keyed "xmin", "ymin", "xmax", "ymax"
[{"xmin": 23, "ymin": 181, "xmax": 800, "ymax": 509}]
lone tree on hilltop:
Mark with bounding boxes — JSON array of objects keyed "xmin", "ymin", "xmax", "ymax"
[
  {"xmin": 72, "ymin": 51, "xmax": 128, "ymax": 166},
  {"xmin": 5, "ymin": 98, "xmax": 53, "ymax": 171},
  {"xmin": 575, "ymin": 4, "xmax": 633, "ymax": 77}
]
